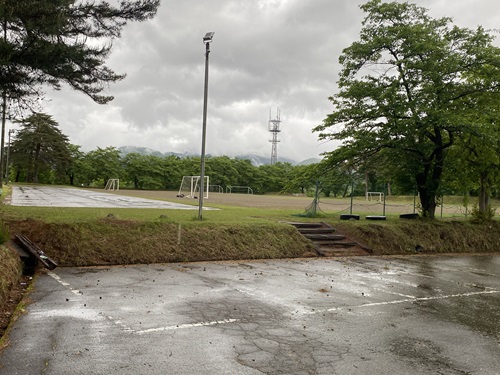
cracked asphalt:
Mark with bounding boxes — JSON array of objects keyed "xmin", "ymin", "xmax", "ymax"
[{"xmin": 1, "ymin": 255, "xmax": 499, "ymax": 374}]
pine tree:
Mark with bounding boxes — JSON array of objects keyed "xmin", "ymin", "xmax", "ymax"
[
  {"xmin": 0, "ymin": 0, "xmax": 159, "ymax": 185},
  {"xmin": 11, "ymin": 112, "xmax": 71, "ymax": 183}
]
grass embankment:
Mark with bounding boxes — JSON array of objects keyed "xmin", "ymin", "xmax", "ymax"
[
  {"xmin": 2, "ymin": 205, "xmax": 499, "ymax": 266},
  {"xmin": 6, "ymin": 218, "xmax": 316, "ymax": 266},
  {"xmin": 0, "ymin": 245, "xmax": 25, "ymax": 347},
  {"xmin": 0, "ymin": 246, "xmax": 22, "ymax": 309},
  {"xmin": 333, "ymin": 220, "xmax": 500, "ymax": 255}
]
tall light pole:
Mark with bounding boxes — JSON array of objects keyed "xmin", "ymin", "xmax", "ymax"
[
  {"xmin": 198, "ymin": 31, "xmax": 214, "ymax": 220},
  {"xmin": 5, "ymin": 129, "xmax": 15, "ymax": 184}
]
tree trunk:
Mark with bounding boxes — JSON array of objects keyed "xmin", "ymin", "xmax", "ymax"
[
  {"xmin": 478, "ymin": 172, "xmax": 490, "ymax": 214},
  {"xmin": 33, "ymin": 143, "xmax": 41, "ymax": 183},
  {"xmin": 417, "ymin": 182, "xmax": 436, "ymax": 218},
  {"xmin": 415, "ymin": 148, "xmax": 446, "ymax": 219},
  {"xmin": 342, "ymin": 184, "xmax": 349, "ymax": 198},
  {"xmin": 364, "ymin": 171, "xmax": 368, "ymax": 200}
]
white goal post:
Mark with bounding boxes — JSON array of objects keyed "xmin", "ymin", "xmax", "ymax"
[
  {"xmin": 177, "ymin": 176, "xmax": 209, "ymax": 199},
  {"xmin": 209, "ymin": 185, "xmax": 224, "ymax": 193},
  {"xmin": 226, "ymin": 186, "xmax": 253, "ymax": 194},
  {"xmin": 366, "ymin": 191, "xmax": 384, "ymax": 201},
  {"xmin": 105, "ymin": 179, "xmax": 120, "ymax": 191}
]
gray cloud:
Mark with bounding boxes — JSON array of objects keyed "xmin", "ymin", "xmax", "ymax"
[{"xmin": 30, "ymin": 0, "xmax": 499, "ymax": 162}]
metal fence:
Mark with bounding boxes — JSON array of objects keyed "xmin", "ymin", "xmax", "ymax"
[{"xmin": 311, "ymin": 195, "xmax": 499, "ymax": 220}]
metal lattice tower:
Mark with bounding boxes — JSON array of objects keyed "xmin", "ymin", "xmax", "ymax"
[{"xmin": 268, "ymin": 108, "xmax": 281, "ymax": 165}]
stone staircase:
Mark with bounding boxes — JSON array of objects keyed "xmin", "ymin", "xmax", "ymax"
[{"xmin": 286, "ymin": 222, "xmax": 372, "ymax": 257}]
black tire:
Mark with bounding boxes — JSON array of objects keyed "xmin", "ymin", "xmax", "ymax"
[
  {"xmin": 340, "ymin": 214, "xmax": 360, "ymax": 220},
  {"xmin": 400, "ymin": 213, "xmax": 419, "ymax": 219}
]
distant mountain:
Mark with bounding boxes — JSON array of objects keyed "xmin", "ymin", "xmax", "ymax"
[
  {"xmin": 118, "ymin": 146, "xmax": 167, "ymax": 157},
  {"xmin": 234, "ymin": 154, "xmax": 296, "ymax": 167},
  {"xmin": 118, "ymin": 146, "xmax": 320, "ymax": 166},
  {"xmin": 297, "ymin": 158, "xmax": 322, "ymax": 165}
]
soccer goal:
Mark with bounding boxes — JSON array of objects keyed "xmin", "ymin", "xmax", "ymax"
[
  {"xmin": 105, "ymin": 179, "xmax": 120, "ymax": 191},
  {"xmin": 226, "ymin": 186, "xmax": 253, "ymax": 194},
  {"xmin": 366, "ymin": 191, "xmax": 384, "ymax": 201},
  {"xmin": 177, "ymin": 176, "xmax": 209, "ymax": 198},
  {"xmin": 209, "ymin": 185, "xmax": 224, "ymax": 193}
]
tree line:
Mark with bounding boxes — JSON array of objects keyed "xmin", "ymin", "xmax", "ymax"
[
  {"xmin": 7, "ymin": 112, "xmax": 499, "ymax": 205},
  {"xmin": 6, "ymin": 112, "xmax": 307, "ymax": 194}
]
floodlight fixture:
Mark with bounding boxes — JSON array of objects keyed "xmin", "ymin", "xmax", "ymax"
[{"xmin": 203, "ymin": 32, "xmax": 215, "ymax": 43}]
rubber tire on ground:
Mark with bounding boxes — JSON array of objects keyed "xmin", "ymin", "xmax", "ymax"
[
  {"xmin": 366, "ymin": 215, "xmax": 387, "ymax": 220},
  {"xmin": 340, "ymin": 214, "xmax": 360, "ymax": 220},
  {"xmin": 399, "ymin": 213, "xmax": 419, "ymax": 219}
]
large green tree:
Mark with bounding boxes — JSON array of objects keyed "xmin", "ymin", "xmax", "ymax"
[
  {"xmin": 85, "ymin": 146, "xmax": 122, "ymax": 187},
  {"xmin": 444, "ymin": 92, "xmax": 500, "ymax": 219},
  {"xmin": 123, "ymin": 153, "xmax": 165, "ymax": 189},
  {"xmin": 314, "ymin": 0, "xmax": 500, "ymax": 218},
  {"xmin": 10, "ymin": 112, "xmax": 71, "ymax": 183},
  {"xmin": 0, "ymin": 0, "xmax": 159, "ymax": 185}
]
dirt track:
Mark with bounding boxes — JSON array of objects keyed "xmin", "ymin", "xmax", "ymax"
[{"xmin": 110, "ymin": 190, "xmax": 467, "ymax": 217}]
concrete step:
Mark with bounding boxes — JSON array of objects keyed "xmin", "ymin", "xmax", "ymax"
[
  {"xmin": 298, "ymin": 228, "xmax": 336, "ymax": 235},
  {"xmin": 283, "ymin": 221, "xmax": 324, "ymax": 229},
  {"xmin": 286, "ymin": 221, "xmax": 371, "ymax": 258},
  {"xmin": 303, "ymin": 233, "xmax": 343, "ymax": 241}
]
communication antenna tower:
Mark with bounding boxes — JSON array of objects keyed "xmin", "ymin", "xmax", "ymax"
[{"xmin": 268, "ymin": 108, "xmax": 282, "ymax": 165}]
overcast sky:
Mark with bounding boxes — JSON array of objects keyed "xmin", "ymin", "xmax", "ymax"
[{"xmin": 19, "ymin": 0, "xmax": 500, "ymax": 162}]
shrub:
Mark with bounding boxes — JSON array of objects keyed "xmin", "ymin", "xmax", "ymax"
[{"xmin": 470, "ymin": 202, "xmax": 497, "ymax": 223}]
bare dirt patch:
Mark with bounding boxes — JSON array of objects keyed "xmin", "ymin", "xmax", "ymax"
[{"xmin": 111, "ymin": 190, "xmax": 318, "ymax": 210}]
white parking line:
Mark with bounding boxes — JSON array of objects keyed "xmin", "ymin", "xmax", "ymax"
[
  {"xmin": 135, "ymin": 319, "xmax": 239, "ymax": 335},
  {"xmin": 48, "ymin": 271, "xmax": 83, "ymax": 296},
  {"xmin": 317, "ymin": 290, "xmax": 500, "ymax": 314},
  {"xmin": 47, "ymin": 271, "xmax": 238, "ymax": 334}
]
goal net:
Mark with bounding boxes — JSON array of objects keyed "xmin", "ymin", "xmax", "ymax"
[
  {"xmin": 225, "ymin": 186, "xmax": 253, "ymax": 194},
  {"xmin": 366, "ymin": 191, "xmax": 384, "ymax": 201},
  {"xmin": 177, "ymin": 176, "xmax": 209, "ymax": 198},
  {"xmin": 105, "ymin": 179, "xmax": 120, "ymax": 191}
]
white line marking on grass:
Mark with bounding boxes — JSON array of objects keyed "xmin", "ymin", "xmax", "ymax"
[{"xmin": 135, "ymin": 319, "xmax": 239, "ymax": 335}]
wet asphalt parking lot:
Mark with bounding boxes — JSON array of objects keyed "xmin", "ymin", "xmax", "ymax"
[{"xmin": 1, "ymin": 255, "xmax": 499, "ymax": 375}]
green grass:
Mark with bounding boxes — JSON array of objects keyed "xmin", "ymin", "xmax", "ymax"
[
  {"xmin": 1, "ymin": 186, "xmax": 499, "ymax": 267},
  {"xmin": 0, "ymin": 246, "xmax": 22, "ymax": 308},
  {"xmin": 0, "ymin": 204, "xmax": 306, "ymax": 225}
]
